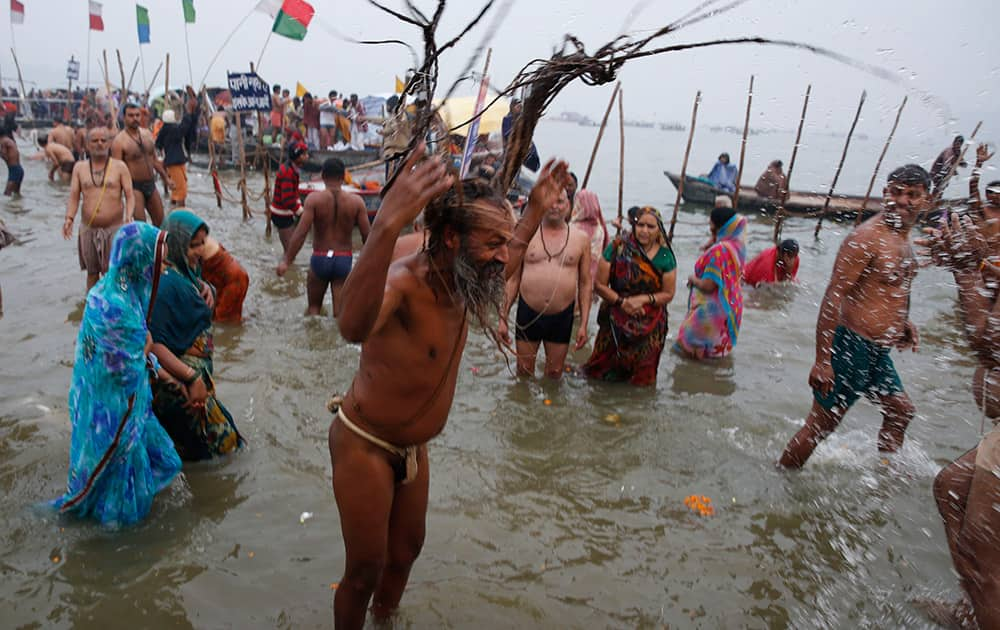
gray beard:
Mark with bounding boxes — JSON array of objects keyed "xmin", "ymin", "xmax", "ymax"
[{"xmin": 453, "ymin": 249, "xmax": 505, "ymax": 327}]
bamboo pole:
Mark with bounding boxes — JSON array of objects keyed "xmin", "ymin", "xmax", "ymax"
[
  {"xmin": 9, "ymin": 48, "xmax": 30, "ymax": 120},
  {"xmin": 814, "ymin": 90, "xmax": 866, "ymax": 238},
  {"xmin": 235, "ymin": 111, "xmax": 251, "ymax": 220},
  {"xmin": 669, "ymin": 90, "xmax": 701, "ymax": 243},
  {"xmin": 616, "ymin": 88, "xmax": 625, "ymax": 234},
  {"xmin": 732, "ymin": 75, "xmax": 754, "ymax": 209},
  {"xmin": 251, "ymin": 62, "xmax": 272, "ymax": 236},
  {"xmin": 164, "ymin": 53, "xmax": 170, "ymax": 105},
  {"xmin": 855, "ymin": 96, "xmax": 907, "ymax": 226},
  {"xmin": 145, "ymin": 62, "xmax": 163, "ymax": 96},
  {"xmin": 931, "ymin": 121, "xmax": 983, "ymax": 209},
  {"xmin": 773, "ymin": 85, "xmax": 811, "ymax": 244},
  {"xmin": 115, "ymin": 50, "xmax": 127, "ymax": 100},
  {"xmin": 101, "ymin": 50, "xmax": 117, "ymax": 131},
  {"xmin": 125, "ymin": 58, "xmax": 140, "ymax": 95},
  {"xmin": 581, "ymin": 82, "xmax": 621, "ymax": 190}
]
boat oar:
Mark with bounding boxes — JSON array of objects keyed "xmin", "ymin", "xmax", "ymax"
[
  {"xmin": 616, "ymin": 87, "xmax": 625, "ymax": 235},
  {"xmin": 773, "ymin": 85, "xmax": 811, "ymax": 244},
  {"xmin": 669, "ymin": 90, "xmax": 701, "ymax": 243},
  {"xmin": 855, "ymin": 95, "xmax": 907, "ymax": 226},
  {"xmin": 815, "ymin": 90, "xmax": 866, "ymax": 239},
  {"xmin": 581, "ymin": 82, "xmax": 620, "ymax": 190},
  {"xmin": 732, "ymin": 75, "xmax": 754, "ymax": 209}
]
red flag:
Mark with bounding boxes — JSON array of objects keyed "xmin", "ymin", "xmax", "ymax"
[
  {"xmin": 88, "ymin": 1, "xmax": 104, "ymax": 31},
  {"xmin": 11, "ymin": 0, "xmax": 25, "ymax": 24}
]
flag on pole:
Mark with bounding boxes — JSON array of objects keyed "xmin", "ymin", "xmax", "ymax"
[
  {"xmin": 395, "ymin": 76, "xmax": 405, "ymax": 94},
  {"xmin": 88, "ymin": 1, "xmax": 104, "ymax": 31},
  {"xmin": 459, "ymin": 72, "xmax": 491, "ymax": 178},
  {"xmin": 295, "ymin": 82, "xmax": 308, "ymax": 98},
  {"xmin": 10, "ymin": 0, "xmax": 24, "ymax": 24},
  {"xmin": 255, "ymin": 0, "xmax": 281, "ymax": 18},
  {"xmin": 182, "ymin": 0, "xmax": 195, "ymax": 23},
  {"xmin": 272, "ymin": 0, "xmax": 314, "ymax": 41},
  {"xmin": 136, "ymin": 4, "xmax": 150, "ymax": 43}
]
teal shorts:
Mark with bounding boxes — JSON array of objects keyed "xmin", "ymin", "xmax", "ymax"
[{"xmin": 813, "ymin": 325, "xmax": 905, "ymax": 411}]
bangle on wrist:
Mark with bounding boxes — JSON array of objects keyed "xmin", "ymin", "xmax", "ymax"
[
  {"xmin": 182, "ymin": 369, "xmax": 199, "ymax": 385},
  {"xmin": 648, "ymin": 293, "xmax": 656, "ymax": 305},
  {"xmin": 614, "ymin": 295, "xmax": 624, "ymax": 307}
]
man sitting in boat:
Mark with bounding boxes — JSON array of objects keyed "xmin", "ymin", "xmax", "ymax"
[
  {"xmin": 743, "ymin": 238, "xmax": 799, "ymax": 287},
  {"xmin": 754, "ymin": 160, "xmax": 786, "ymax": 201},
  {"xmin": 705, "ymin": 152, "xmax": 738, "ymax": 193}
]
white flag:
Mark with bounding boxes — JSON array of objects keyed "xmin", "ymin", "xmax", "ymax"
[{"xmin": 255, "ymin": 0, "xmax": 281, "ymax": 19}]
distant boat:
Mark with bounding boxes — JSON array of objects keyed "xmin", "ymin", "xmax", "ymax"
[
  {"xmin": 267, "ymin": 145, "xmax": 380, "ymax": 172},
  {"xmin": 664, "ymin": 171, "xmax": 883, "ymax": 219}
]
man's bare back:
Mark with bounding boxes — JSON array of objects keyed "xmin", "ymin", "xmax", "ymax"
[
  {"xmin": 49, "ymin": 125, "xmax": 75, "ymax": 151},
  {"xmin": 309, "ymin": 189, "xmax": 370, "ymax": 252},
  {"xmin": 45, "ymin": 143, "xmax": 75, "ymax": 181},
  {"xmin": 1, "ymin": 136, "xmax": 19, "ymax": 167}
]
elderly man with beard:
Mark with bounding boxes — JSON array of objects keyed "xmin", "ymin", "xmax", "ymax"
[{"xmin": 331, "ymin": 144, "xmax": 571, "ymax": 629}]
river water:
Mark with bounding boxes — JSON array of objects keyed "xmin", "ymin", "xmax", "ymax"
[{"xmin": 0, "ymin": 119, "xmax": 985, "ymax": 628}]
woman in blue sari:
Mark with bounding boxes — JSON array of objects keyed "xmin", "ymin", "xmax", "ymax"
[
  {"xmin": 149, "ymin": 210, "xmax": 243, "ymax": 461},
  {"xmin": 51, "ymin": 223, "xmax": 182, "ymax": 527}
]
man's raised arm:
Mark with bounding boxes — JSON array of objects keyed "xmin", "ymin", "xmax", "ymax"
[{"xmin": 338, "ymin": 145, "xmax": 451, "ymax": 342}]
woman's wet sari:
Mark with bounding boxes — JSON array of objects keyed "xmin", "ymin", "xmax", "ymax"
[
  {"xmin": 51, "ymin": 223, "xmax": 182, "ymax": 527},
  {"xmin": 584, "ymin": 229, "xmax": 673, "ymax": 386},
  {"xmin": 150, "ymin": 210, "xmax": 242, "ymax": 461},
  {"xmin": 675, "ymin": 214, "xmax": 747, "ymax": 359}
]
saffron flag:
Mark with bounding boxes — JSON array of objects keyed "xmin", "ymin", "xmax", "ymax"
[
  {"xmin": 89, "ymin": 1, "xmax": 104, "ymax": 31},
  {"xmin": 395, "ymin": 76, "xmax": 405, "ymax": 94},
  {"xmin": 295, "ymin": 82, "xmax": 307, "ymax": 98},
  {"xmin": 272, "ymin": 0, "xmax": 313, "ymax": 41},
  {"xmin": 182, "ymin": 0, "xmax": 195, "ymax": 23},
  {"xmin": 136, "ymin": 4, "xmax": 150, "ymax": 43},
  {"xmin": 10, "ymin": 0, "xmax": 24, "ymax": 24}
]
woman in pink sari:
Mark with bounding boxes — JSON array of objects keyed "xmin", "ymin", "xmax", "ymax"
[
  {"xmin": 674, "ymin": 207, "xmax": 747, "ymax": 359},
  {"xmin": 570, "ymin": 190, "xmax": 609, "ymax": 290}
]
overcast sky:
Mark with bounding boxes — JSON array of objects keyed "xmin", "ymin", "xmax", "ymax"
[{"xmin": 3, "ymin": 0, "xmax": 998, "ymax": 140}]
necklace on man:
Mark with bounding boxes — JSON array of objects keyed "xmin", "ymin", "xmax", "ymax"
[
  {"xmin": 89, "ymin": 158, "xmax": 108, "ymax": 188},
  {"xmin": 540, "ymin": 225, "xmax": 570, "ymax": 262}
]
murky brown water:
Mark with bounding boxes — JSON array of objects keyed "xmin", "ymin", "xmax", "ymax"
[{"xmin": 0, "ymin": 121, "xmax": 984, "ymax": 628}]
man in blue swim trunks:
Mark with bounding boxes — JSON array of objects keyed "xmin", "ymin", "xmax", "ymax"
[
  {"xmin": 1, "ymin": 123, "xmax": 22, "ymax": 196},
  {"xmin": 779, "ymin": 164, "xmax": 931, "ymax": 468},
  {"xmin": 276, "ymin": 158, "xmax": 371, "ymax": 316}
]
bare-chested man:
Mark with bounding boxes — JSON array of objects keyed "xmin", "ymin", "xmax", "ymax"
[
  {"xmin": 72, "ymin": 124, "xmax": 87, "ymax": 160},
  {"xmin": 112, "ymin": 102, "xmax": 169, "ymax": 226},
  {"xmin": 276, "ymin": 158, "xmax": 371, "ymax": 316},
  {"xmin": 64, "ymin": 126, "xmax": 135, "ymax": 291},
  {"xmin": 38, "ymin": 135, "xmax": 76, "ymax": 183},
  {"xmin": 779, "ymin": 164, "xmax": 930, "ymax": 468},
  {"xmin": 48, "ymin": 121, "xmax": 75, "ymax": 154},
  {"xmin": 1, "ymin": 125, "xmax": 22, "ymax": 196},
  {"xmin": 330, "ymin": 145, "xmax": 570, "ymax": 629},
  {"xmin": 499, "ymin": 188, "xmax": 591, "ymax": 378},
  {"xmin": 916, "ymin": 212, "xmax": 1000, "ymax": 628}
]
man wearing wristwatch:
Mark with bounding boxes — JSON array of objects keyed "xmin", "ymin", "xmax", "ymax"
[{"xmin": 63, "ymin": 126, "xmax": 135, "ymax": 291}]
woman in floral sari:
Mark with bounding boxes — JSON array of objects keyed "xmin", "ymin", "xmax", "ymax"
[
  {"xmin": 570, "ymin": 189, "xmax": 609, "ymax": 291},
  {"xmin": 583, "ymin": 206, "xmax": 677, "ymax": 386},
  {"xmin": 149, "ymin": 210, "xmax": 243, "ymax": 461},
  {"xmin": 51, "ymin": 223, "xmax": 182, "ymax": 527},
  {"xmin": 674, "ymin": 207, "xmax": 747, "ymax": 359}
]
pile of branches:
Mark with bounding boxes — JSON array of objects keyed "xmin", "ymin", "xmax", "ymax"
[{"xmin": 370, "ymin": 0, "xmax": 906, "ymax": 196}]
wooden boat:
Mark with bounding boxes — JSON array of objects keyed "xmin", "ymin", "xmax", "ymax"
[
  {"xmin": 267, "ymin": 145, "xmax": 380, "ymax": 173},
  {"xmin": 664, "ymin": 171, "xmax": 882, "ymax": 219}
]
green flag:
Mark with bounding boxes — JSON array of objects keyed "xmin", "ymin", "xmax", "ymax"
[
  {"xmin": 182, "ymin": 0, "xmax": 195, "ymax": 23},
  {"xmin": 271, "ymin": 0, "xmax": 313, "ymax": 41}
]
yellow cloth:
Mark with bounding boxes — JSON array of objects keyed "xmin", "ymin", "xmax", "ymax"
[
  {"xmin": 433, "ymin": 96, "xmax": 508, "ymax": 135},
  {"xmin": 296, "ymin": 82, "xmax": 308, "ymax": 98},
  {"xmin": 210, "ymin": 114, "xmax": 226, "ymax": 143},
  {"xmin": 395, "ymin": 75, "xmax": 405, "ymax": 94},
  {"xmin": 166, "ymin": 164, "xmax": 187, "ymax": 202}
]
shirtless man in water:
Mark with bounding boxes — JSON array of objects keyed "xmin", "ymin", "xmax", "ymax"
[
  {"xmin": 912, "ymin": 147, "xmax": 1000, "ymax": 629},
  {"xmin": 779, "ymin": 164, "xmax": 930, "ymax": 468},
  {"xmin": 48, "ymin": 121, "xmax": 76, "ymax": 155},
  {"xmin": 64, "ymin": 126, "xmax": 135, "ymax": 290},
  {"xmin": 1, "ymin": 126, "xmax": 22, "ymax": 196},
  {"xmin": 331, "ymin": 144, "xmax": 570, "ymax": 628},
  {"xmin": 112, "ymin": 102, "xmax": 169, "ymax": 226},
  {"xmin": 499, "ymin": 188, "xmax": 591, "ymax": 378},
  {"xmin": 276, "ymin": 158, "xmax": 371, "ymax": 316},
  {"xmin": 38, "ymin": 135, "xmax": 76, "ymax": 183}
]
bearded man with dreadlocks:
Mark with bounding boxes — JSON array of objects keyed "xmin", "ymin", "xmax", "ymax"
[{"xmin": 330, "ymin": 143, "xmax": 571, "ymax": 628}]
